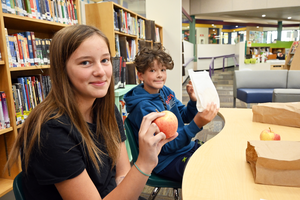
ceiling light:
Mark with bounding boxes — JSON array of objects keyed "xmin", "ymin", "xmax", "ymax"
[
  {"xmin": 288, "ymin": 17, "xmax": 292, "ymax": 19},
  {"xmin": 262, "ymin": 14, "xmax": 266, "ymax": 17},
  {"xmin": 213, "ymin": 29, "xmax": 215, "ymax": 31},
  {"xmin": 257, "ymin": 26, "xmax": 259, "ymax": 28},
  {"xmin": 212, "ymin": 24, "xmax": 214, "ymax": 26},
  {"xmin": 236, "ymin": 25, "xmax": 238, "ymax": 28}
]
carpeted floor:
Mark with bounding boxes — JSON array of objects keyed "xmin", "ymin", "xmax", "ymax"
[{"xmin": 140, "ymin": 65, "xmax": 256, "ymax": 200}]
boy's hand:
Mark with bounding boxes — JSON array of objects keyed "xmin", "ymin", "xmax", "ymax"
[
  {"xmin": 186, "ymin": 80, "xmax": 197, "ymax": 102},
  {"xmin": 194, "ymin": 102, "xmax": 219, "ymax": 128}
]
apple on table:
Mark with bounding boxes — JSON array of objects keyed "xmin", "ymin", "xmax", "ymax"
[
  {"xmin": 260, "ymin": 127, "xmax": 281, "ymax": 141},
  {"xmin": 153, "ymin": 110, "xmax": 178, "ymax": 139}
]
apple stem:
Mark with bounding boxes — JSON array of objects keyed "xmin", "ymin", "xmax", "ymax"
[
  {"xmin": 269, "ymin": 127, "xmax": 271, "ymax": 131},
  {"xmin": 155, "ymin": 109, "xmax": 159, "ymax": 113}
]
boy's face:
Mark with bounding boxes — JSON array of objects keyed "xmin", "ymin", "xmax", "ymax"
[{"xmin": 138, "ymin": 60, "xmax": 167, "ymax": 94}]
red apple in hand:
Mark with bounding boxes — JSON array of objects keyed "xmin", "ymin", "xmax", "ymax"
[
  {"xmin": 260, "ymin": 127, "xmax": 281, "ymax": 141},
  {"xmin": 153, "ymin": 110, "xmax": 178, "ymax": 139}
]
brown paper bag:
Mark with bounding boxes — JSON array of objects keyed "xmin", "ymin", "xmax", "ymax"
[
  {"xmin": 246, "ymin": 140, "xmax": 300, "ymax": 187},
  {"xmin": 252, "ymin": 102, "xmax": 300, "ymax": 128}
]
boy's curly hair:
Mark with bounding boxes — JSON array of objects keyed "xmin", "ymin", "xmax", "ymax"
[{"xmin": 134, "ymin": 46, "xmax": 174, "ymax": 73}]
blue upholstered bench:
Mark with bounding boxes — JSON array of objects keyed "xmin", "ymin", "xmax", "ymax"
[
  {"xmin": 233, "ymin": 70, "xmax": 288, "ymax": 108},
  {"xmin": 236, "ymin": 88, "xmax": 275, "ymax": 105}
]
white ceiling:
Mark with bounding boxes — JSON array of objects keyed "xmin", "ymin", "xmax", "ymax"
[{"xmin": 194, "ymin": 6, "xmax": 300, "ymax": 26}]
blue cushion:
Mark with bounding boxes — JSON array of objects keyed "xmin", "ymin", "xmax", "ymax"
[{"xmin": 237, "ymin": 88, "xmax": 274, "ymax": 103}]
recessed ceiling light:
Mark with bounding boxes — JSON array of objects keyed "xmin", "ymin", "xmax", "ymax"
[
  {"xmin": 213, "ymin": 29, "xmax": 215, "ymax": 31},
  {"xmin": 262, "ymin": 14, "xmax": 266, "ymax": 17},
  {"xmin": 288, "ymin": 17, "xmax": 292, "ymax": 19},
  {"xmin": 212, "ymin": 24, "xmax": 214, "ymax": 26},
  {"xmin": 236, "ymin": 25, "xmax": 238, "ymax": 27},
  {"xmin": 257, "ymin": 26, "xmax": 259, "ymax": 28}
]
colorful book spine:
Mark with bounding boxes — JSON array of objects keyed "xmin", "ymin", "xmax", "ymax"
[
  {"xmin": 0, "ymin": 94, "xmax": 4, "ymax": 129},
  {"xmin": 0, "ymin": 91, "xmax": 11, "ymax": 128},
  {"xmin": 23, "ymin": 31, "xmax": 34, "ymax": 66},
  {"xmin": 4, "ymin": 28, "xmax": 13, "ymax": 68}
]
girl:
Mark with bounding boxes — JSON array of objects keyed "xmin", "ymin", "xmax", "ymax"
[{"xmin": 6, "ymin": 25, "xmax": 177, "ymax": 200}]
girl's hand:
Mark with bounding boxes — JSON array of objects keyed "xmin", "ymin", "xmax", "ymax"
[
  {"xmin": 135, "ymin": 112, "xmax": 178, "ymax": 175},
  {"xmin": 186, "ymin": 80, "xmax": 197, "ymax": 102}
]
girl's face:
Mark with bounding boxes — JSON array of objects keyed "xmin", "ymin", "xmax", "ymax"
[
  {"xmin": 137, "ymin": 60, "xmax": 167, "ymax": 94},
  {"xmin": 66, "ymin": 34, "xmax": 112, "ymax": 103}
]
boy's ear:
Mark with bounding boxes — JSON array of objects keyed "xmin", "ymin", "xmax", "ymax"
[{"xmin": 137, "ymin": 72, "xmax": 143, "ymax": 81}]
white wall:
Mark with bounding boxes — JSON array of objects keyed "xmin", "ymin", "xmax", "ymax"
[
  {"xmin": 182, "ymin": 41, "xmax": 194, "ymax": 82},
  {"xmin": 196, "ymin": 27, "xmax": 208, "ymax": 44},
  {"xmin": 197, "ymin": 44, "xmax": 237, "ymax": 70},
  {"xmin": 146, "ymin": 0, "xmax": 182, "ymax": 100}
]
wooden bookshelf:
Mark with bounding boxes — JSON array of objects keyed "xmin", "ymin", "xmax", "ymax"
[
  {"xmin": 0, "ymin": 0, "xmax": 81, "ymax": 197},
  {"xmin": 85, "ymin": 1, "xmax": 163, "ymax": 61},
  {"xmin": 285, "ymin": 41, "xmax": 300, "ymax": 70}
]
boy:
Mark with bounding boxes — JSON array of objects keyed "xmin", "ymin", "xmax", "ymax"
[{"xmin": 124, "ymin": 47, "xmax": 219, "ymax": 182}]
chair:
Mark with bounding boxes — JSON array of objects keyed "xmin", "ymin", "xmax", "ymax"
[
  {"xmin": 124, "ymin": 118, "xmax": 181, "ymax": 200},
  {"xmin": 13, "ymin": 172, "xmax": 25, "ymax": 200}
]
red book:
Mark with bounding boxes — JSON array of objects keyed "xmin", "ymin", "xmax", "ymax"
[{"xmin": 13, "ymin": 34, "xmax": 25, "ymax": 67}]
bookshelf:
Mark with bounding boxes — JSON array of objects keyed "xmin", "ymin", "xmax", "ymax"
[
  {"xmin": 0, "ymin": 0, "xmax": 81, "ymax": 197},
  {"xmin": 85, "ymin": 1, "xmax": 163, "ymax": 61},
  {"xmin": 285, "ymin": 41, "xmax": 300, "ymax": 70}
]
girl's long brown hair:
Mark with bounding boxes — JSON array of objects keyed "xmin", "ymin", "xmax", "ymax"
[{"xmin": 6, "ymin": 24, "xmax": 121, "ymax": 173}]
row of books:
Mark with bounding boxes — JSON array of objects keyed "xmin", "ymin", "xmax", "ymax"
[
  {"xmin": 112, "ymin": 56, "xmax": 126, "ymax": 90},
  {"xmin": 1, "ymin": 0, "xmax": 78, "ymax": 25},
  {"xmin": 0, "ymin": 91, "xmax": 11, "ymax": 129},
  {"xmin": 114, "ymin": 8, "xmax": 138, "ymax": 36},
  {"xmin": 115, "ymin": 35, "xmax": 136, "ymax": 62},
  {"xmin": 5, "ymin": 29, "xmax": 51, "ymax": 68},
  {"xmin": 12, "ymin": 75, "xmax": 52, "ymax": 125}
]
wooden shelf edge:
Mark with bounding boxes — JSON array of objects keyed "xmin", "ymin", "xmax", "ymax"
[
  {"xmin": 115, "ymin": 31, "xmax": 137, "ymax": 38},
  {"xmin": 0, "ymin": 127, "xmax": 13, "ymax": 136},
  {"xmin": 3, "ymin": 13, "xmax": 67, "ymax": 27},
  {"xmin": 10, "ymin": 65, "xmax": 50, "ymax": 72},
  {"xmin": 0, "ymin": 178, "xmax": 13, "ymax": 198},
  {"xmin": 0, "ymin": 60, "xmax": 5, "ymax": 65}
]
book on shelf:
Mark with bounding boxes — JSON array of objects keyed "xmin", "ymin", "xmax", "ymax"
[
  {"xmin": 113, "ymin": 9, "xmax": 119, "ymax": 31},
  {"xmin": 119, "ymin": 36, "xmax": 128, "ymax": 62},
  {"xmin": 0, "ymin": 91, "xmax": 11, "ymax": 129},
  {"xmin": 145, "ymin": 19, "xmax": 156, "ymax": 41},
  {"xmin": 0, "ymin": 94, "xmax": 5, "ymax": 130},
  {"xmin": 120, "ymin": 57, "xmax": 126, "ymax": 88},
  {"xmin": 125, "ymin": 63, "xmax": 137, "ymax": 85},
  {"xmin": 13, "ymin": 83, "xmax": 27, "ymax": 122},
  {"xmin": 115, "ymin": 34, "xmax": 121, "ymax": 57},
  {"xmin": 112, "ymin": 56, "xmax": 122, "ymax": 89},
  {"xmin": 137, "ymin": 18, "xmax": 145, "ymax": 39},
  {"xmin": 12, "ymin": 84, "xmax": 23, "ymax": 125},
  {"xmin": 155, "ymin": 27, "xmax": 160, "ymax": 43}
]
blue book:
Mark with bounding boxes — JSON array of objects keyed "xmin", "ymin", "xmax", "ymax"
[
  {"xmin": 22, "ymin": 31, "xmax": 34, "ymax": 66},
  {"xmin": 35, "ymin": 0, "xmax": 41, "ymax": 19},
  {"xmin": 8, "ymin": 36, "xmax": 18, "ymax": 68},
  {"xmin": 5, "ymin": 0, "xmax": 11, "ymax": 13},
  {"xmin": 1, "ymin": 0, "xmax": 8, "ymax": 13},
  {"xmin": 44, "ymin": 0, "xmax": 51, "ymax": 21},
  {"xmin": 17, "ymin": 77, "xmax": 29, "ymax": 112}
]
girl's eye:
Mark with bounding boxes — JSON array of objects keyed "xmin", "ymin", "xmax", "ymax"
[
  {"xmin": 102, "ymin": 58, "xmax": 110, "ymax": 63},
  {"xmin": 150, "ymin": 69, "xmax": 155, "ymax": 72},
  {"xmin": 81, "ymin": 61, "xmax": 90, "ymax": 65},
  {"xmin": 162, "ymin": 69, "xmax": 166, "ymax": 72}
]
